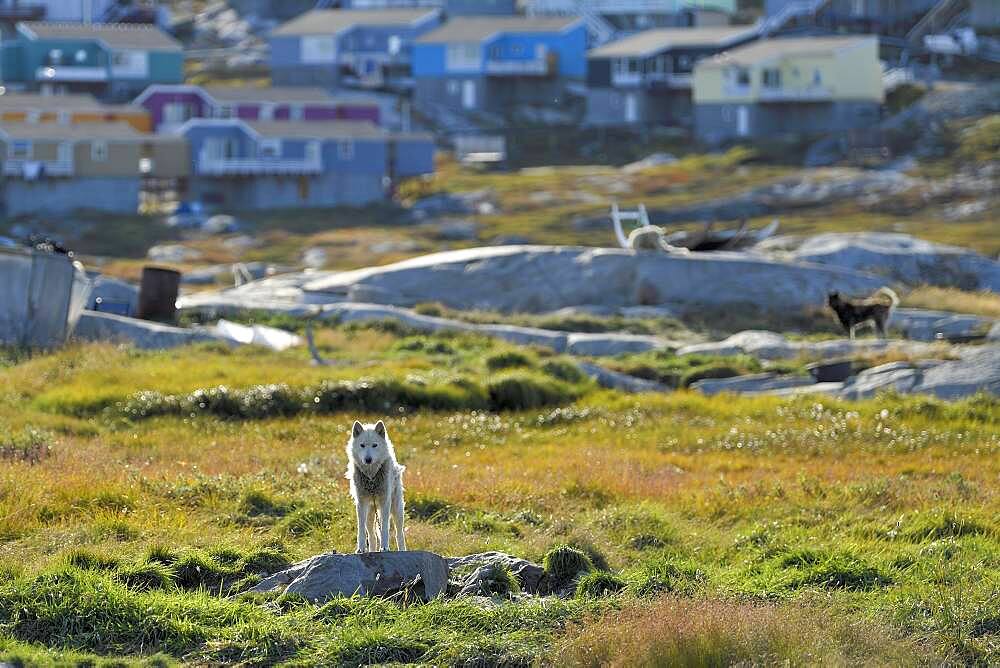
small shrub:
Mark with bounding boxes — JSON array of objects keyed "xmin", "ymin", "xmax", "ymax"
[
  {"xmin": 413, "ymin": 302, "xmax": 444, "ymax": 317},
  {"xmin": 238, "ymin": 489, "xmax": 294, "ymax": 518},
  {"xmin": 464, "ymin": 563, "xmax": 521, "ymax": 598},
  {"xmin": 487, "ymin": 373, "xmax": 576, "ymax": 411},
  {"xmin": 407, "ymin": 495, "xmax": 455, "ymax": 523},
  {"xmin": 172, "ymin": 553, "xmax": 236, "ymax": 592},
  {"xmin": 114, "ymin": 562, "xmax": 174, "ymax": 592},
  {"xmin": 145, "ymin": 545, "xmax": 180, "ymax": 566},
  {"xmin": 567, "ymin": 538, "xmax": 611, "ymax": 572},
  {"xmin": 67, "ymin": 550, "xmax": 120, "ymax": 572},
  {"xmin": 575, "ymin": 571, "xmax": 625, "ymax": 598},
  {"xmin": 543, "ymin": 546, "xmax": 594, "ymax": 585},
  {"xmin": 281, "ymin": 508, "xmax": 331, "ymax": 536},
  {"xmin": 540, "ymin": 359, "xmax": 587, "ymax": 384},
  {"xmin": 240, "ymin": 548, "xmax": 290, "ymax": 575},
  {"xmin": 485, "ymin": 350, "xmax": 535, "ymax": 371}
]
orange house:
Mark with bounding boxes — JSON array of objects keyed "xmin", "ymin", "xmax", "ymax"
[{"xmin": 0, "ymin": 91, "xmax": 151, "ymax": 132}]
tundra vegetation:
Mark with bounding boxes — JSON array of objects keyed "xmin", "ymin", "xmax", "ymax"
[{"xmin": 0, "ymin": 321, "xmax": 997, "ymax": 666}]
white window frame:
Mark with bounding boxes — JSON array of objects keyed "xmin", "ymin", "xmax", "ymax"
[
  {"xmin": 259, "ymin": 103, "xmax": 276, "ymax": 121},
  {"xmin": 91, "ymin": 140, "xmax": 108, "ymax": 162},
  {"xmin": 446, "ymin": 43, "xmax": 481, "ymax": 72},
  {"xmin": 447, "ymin": 80, "xmax": 460, "ymax": 96},
  {"xmin": 305, "ymin": 140, "xmax": 321, "ymax": 163},
  {"xmin": 163, "ymin": 102, "xmax": 191, "ymax": 124},
  {"xmin": 26, "ymin": 110, "xmax": 41, "ymax": 124},
  {"xmin": 388, "ymin": 35, "xmax": 402, "ymax": 56},
  {"xmin": 337, "ymin": 139, "xmax": 354, "ymax": 160},
  {"xmin": 8, "ymin": 140, "xmax": 32, "ymax": 159},
  {"xmin": 57, "ymin": 110, "xmax": 71, "ymax": 125},
  {"xmin": 288, "ymin": 104, "xmax": 304, "ymax": 121},
  {"xmin": 216, "ymin": 104, "xmax": 235, "ymax": 119},
  {"xmin": 58, "ymin": 141, "xmax": 72, "ymax": 164}
]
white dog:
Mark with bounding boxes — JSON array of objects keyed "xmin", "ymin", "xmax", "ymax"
[{"xmin": 346, "ymin": 420, "xmax": 407, "ymax": 553}]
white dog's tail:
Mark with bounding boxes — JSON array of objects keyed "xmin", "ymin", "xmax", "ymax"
[{"xmin": 875, "ymin": 287, "xmax": 900, "ymax": 309}]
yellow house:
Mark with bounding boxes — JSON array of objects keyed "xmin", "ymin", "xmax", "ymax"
[
  {"xmin": 0, "ymin": 92, "xmax": 152, "ymax": 132},
  {"xmin": 692, "ymin": 36, "xmax": 883, "ymax": 143}
]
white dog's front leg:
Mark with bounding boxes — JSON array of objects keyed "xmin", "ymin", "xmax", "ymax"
[
  {"xmin": 379, "ymin": 496, "xmax": 392, "ymax": 552},
  {"xmin": 366, "ymin": 504, "xmax": 380, "ymax": 551},
  {"xmin": 356, "ymin": 498, "xmax": 369, "ymax": 553},
  {"xmin": 393, "ymin": 493, "xmax": 407, "ymax": 551}
]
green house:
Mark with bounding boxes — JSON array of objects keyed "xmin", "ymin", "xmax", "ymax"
[{"xmin": 0, "ymin": 22, "xmax": 183, "ymax": 102}]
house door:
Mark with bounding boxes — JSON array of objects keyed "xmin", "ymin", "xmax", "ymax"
[
  {"xmin": 462, "ymin": 80, "xmax": 476, "ymax": 110},
  {"xmin": 736, "ymin": 105, "xmax": 749, "ymax": 137},
  {"xmin": 624, "ymin": 93, "xmax": 638, "ymax": 123}
]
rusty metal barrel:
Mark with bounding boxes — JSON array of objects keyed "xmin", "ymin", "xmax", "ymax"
[{"xmin": 137, "ymin": 266, "xmax": 180, "ymax": 322}]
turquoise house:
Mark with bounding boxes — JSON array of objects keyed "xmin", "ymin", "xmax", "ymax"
[{"xmin": 0, "ymin": 22, "xmax": 183, "ymax": 102}]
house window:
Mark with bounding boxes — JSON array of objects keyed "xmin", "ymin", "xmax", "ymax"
[
  {"xmin": 57, "ymin": 111, "xmax": 71, "ymax": 125},
  {"xmin": 762, "ymin": 68, "xmax": 781, "ymax": 88},
  {"xmin": 305, "ymin": 140, "xmax": 320, "ymax": 163},
  {"xmin": 301, "ymin": 35, "xmax": 336, "ymax": 64},
  {"xmin": 490, "ymin": 46, "xmax": 502, "ymax": 59},
  {"xmin": 91, "ymin": 141, "xmax": 108, "ymax": 162},
  {"xmin": 812, "ymin": 69, "xmax": 823, "ymax": 85},
  {"xmin": 8, "ymin": 140, "xmax": 31, "ymax": 159},
  {"xmin": 338, "ymin": 140, "xmax": 354, "ymax": 160},
  {"xmin": 729, "ymin": 67, "xmax": 751, "ymax": 86},
  {"xmin": 289, "ymin": 104, "xmax": 304, "ymax": 121},
  {"xmin": 26, "ymin": 110, "xmax": 40, "ymax": 123},
  {"xmin": 75, "ymin": 49, "xmax": 87, "ymax": 63},
  {"xmin": 388, "ymin": 35, "xmax": 402, "ymax": 56},
  {"xmin": 446, "ymin": 43, "xmax": 481, "ymax": 71},
  {"xmin": 365, "ymin": 34, "xmax": 376, "ymax": 48},
  {"xmin": 216, "ymin": 105, "xmax": 235, "ymax": 119},
  {"xmin": 627, "ymin": 58, "xmax": 640, "ymax": 73},
  {"xmin": 511, "ymin": 44, "xmax": 524, "ymax": 56},
  {"xmin": 447, "ymin": 80, "xmax": 459, "ymax": 95},
  {"xmin": 58, "ymin": 142, "xmax": 72, "ymax": 164},
  {"xmin": 258, "ymin": 139, "xmax": 281, "ymax": 158},
  {"xmin": 677, "ymin": 54, "xmax": 691, "ymax": 71},
  {"xmin": 259, "ymin": 103, "xmax": 275, "ymax": 121},
  {"xmin": 48, "ymin": 49, "xmax": 63, "ymax": 64},
  {"xmin": 163, "ymin": 102, "xmax": 192, "ymax": 124}
]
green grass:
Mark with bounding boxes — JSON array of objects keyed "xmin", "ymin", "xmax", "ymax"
[{"xmin": 0, "ymin": 330, "xmax": 997, "ymax": 665}]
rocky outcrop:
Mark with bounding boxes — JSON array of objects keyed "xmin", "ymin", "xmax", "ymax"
[
  {"xmin": 891, "ymin": 308, "xmax": 994, "ymax": 342},
  {"xmin": 576, "ymin": 362, "xmax": 671, "ymax": 393},
  {"xmin": 74, "ymin": 311, "xmax": 222, "ymax": 350},
  {"xmin": 691, "ymin": 373, "xmax": 816, "ymax": 396},
  {"xmin": 765, "ymin": 233, "xmax": 1000, "ymax": 291},
  {"xmin": 839, "ymin": 346, "xmax": 1000, "ymax": 400},
  {"xmin": 447, "ymin": 552, "xmax": 549, "ymax": 596},
  {"xmin": 678, "ymin": 330, "xmax": 942, "ymax": 361},
  {"xmin": 296, "ymin": 246, "xmax": 885, "ymax": 313},
  {"xmin": 251, "ymin": 551, "xmax": 449, "ymax": 603}
]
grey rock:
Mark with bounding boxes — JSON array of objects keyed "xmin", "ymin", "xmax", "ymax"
[
  {"xmin": 622, "ymin": 152, "xmax": 677, "ymax": 174},
  {"xmin": 989, "ymin": 322, "xmax": 1000, "ymax": 341},
  {"xmin": 891, "ymin": 308, "xmax": 994, "ymax": 342},
  {"xmin": 838, "ymin": 351, "xmax": 999, "ymax": 400},
  {"xmin": 678, "ymin": 330, "xmax": 942, "ymax": 361},
  {"xmin": 576, "ymin": 362, "xmax": 671, "ymax": 393},
  {"xmin": 147, "ymin": 244, "xmax": 202, "ymax": 263},
  {"xmin": 252, "ymin": 551, "xmax": 449, "ymax": 603},
  {"xmin": 300, "ymin": 245, "xmax": 885, "ymax": 313},
  {"xmin": 692, "ymin": 373, "xmax": 816, "ymax": 396},
  {"xmin": 566, "ymin": 332, "xmax": 667, "ymax": 356},
  {"xmin": 782, "ymin": 232, "xmax": 1000, "ymax": 291},
  {"xmin": 74, "ymin": 311, "xmax": 223, "ymax": 350},
  {"xmin": 435, "ymin": 220, "xmax": 482, "ymax": 241},
  {"xmin": 446, "ymin": 552, "xmax": 548, "ymax": 595}
]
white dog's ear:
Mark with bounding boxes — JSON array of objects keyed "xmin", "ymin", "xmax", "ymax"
[
  {"xmin": 374, "ymin": 420, "xmax": 386, "ymax": 438},
  {"xmin": 352, "ymin": 421, "xmax": 364, "ymax": 438}
]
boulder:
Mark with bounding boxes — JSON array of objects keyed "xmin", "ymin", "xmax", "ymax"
[
  {"xmin": 779, "ymin": 233, "xmax": 1000, "ymax": 291},
  {"xmin": 838, "ymin": 349, "xmax": 1000, "ymax": 400},
  {"xmin": 434, "ymin": 220, "xmax": 482, "ymax": 241},
  {"xmin": 891, "ymin": 308, "xmax": 994, "ymax": 342},
  {"xmin": 300, "ymin": 245, "xmax": 885, "ymax": 314},
  {"xmin": 251, "ymin": 551, "xmax": 449, "ymax": 603},
  {"xmin": 989, "ymin": 322, "xmax": 1000, "ymax": 341},
  {"xmin": 446, "ymin": 552, "xmax": 548, "ymax": 595},
  {"xmin": 576, "ymin": 362, "xmax": 671, "ymax": 393},
  {"xmin": 565, "ymin": 333, "xmax": 667, "ymax": 356},
  {"xmin": 678, "ymin": 330, "xmax": 942, "ymax": 361},
  {"xmin": 691, "ymin": 373, "xmax": 816, "ymax": 396},
  {"xmin": 147, "ymin": 244, "xmax": 202, "ymax": 263},
  {"xmin": 74, "ymin": 311, "xmax": 223, "ymax": 349}
]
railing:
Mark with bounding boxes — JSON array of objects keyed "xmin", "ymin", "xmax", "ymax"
[
  {"xmin": 484, "ymin": 58, "xmax": 552, "ymax": 76},
  {"xmin": 35, "ymin": 65, "xmax": 108, "ymax": 82},
  {"xmin": 759, "ymin": 0, "xmax": 833, "ymax": 36},
  {"xmin": 197, "ymin": 153, "xmax": 323, "ymax": 175},
  {"xmin": 3, "ymin": 159, "xmax": 74, "ymax": 178},
  {"xmin": 611, "ymin": 71, "xmax": 693, "ymax": 87},
  {"xmin": 757, "ymin": 85, "xmax": 832, "ymax": 101},
  {"xmin": 882, "ymin": 67, "xmax": 914, "ymax": 91},
  {"xmin": 906, "ymin": 0, "xmax": 970, "ymax": 44}
]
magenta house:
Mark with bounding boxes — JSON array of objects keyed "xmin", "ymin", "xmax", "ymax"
[{"xmin": 132, "ymin": 84, "xmax": 381, "ymax": 132}]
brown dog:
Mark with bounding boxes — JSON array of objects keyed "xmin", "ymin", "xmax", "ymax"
[{"xmin": 827, "ymin": 287, "xmax": 899, "ymax": 340}]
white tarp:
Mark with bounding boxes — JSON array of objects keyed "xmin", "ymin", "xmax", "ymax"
[{"xmin": 212, "ymin": 319, "xmax": 302, "ymax": 351}]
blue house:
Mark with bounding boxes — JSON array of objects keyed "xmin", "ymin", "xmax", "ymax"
[
  {"xmin": 411, "ymin": 16, "xmax": 587, "ymax": 117},
  {"xmin": 0, "ymin": 22, "xmax": 183, "ymax": 102},
  {"xmin": 269, "ymin": 8, "xmax": 442, "ymax": 91},
  {"xmin": 176, "ymin": 119, "xmax": 435, "ymax": 210}
]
